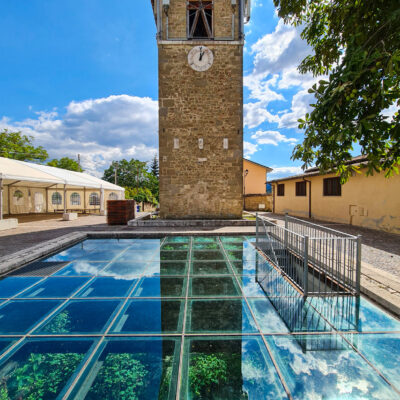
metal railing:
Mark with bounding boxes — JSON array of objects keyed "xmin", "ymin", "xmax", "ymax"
[{"xmin": 255, "ymin": 214, "xmax": 361, "ymax": 296}]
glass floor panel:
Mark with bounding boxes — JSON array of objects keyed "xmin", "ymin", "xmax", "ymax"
[
  {"xmin": 191, "ymin": 261, "xmax": 231, "ymax": 275},
  {"xmin": 111, "ymin": 299, "xmax": 185, "ymax": 334},
  {"xmin": 192, "ymin": 242, "xmax": 220, "ymax": 250},
  {"xmin": 160, "ymin": 251, "xmax": 189, "ymax": 261},
  {"xmin": 0, "ymin": 338, "xmax": 96, "ymax": 400},
  {"xmin": 116, "ymin": 249, "xmax": 159, "ymax": 263},
  {"xmin": 180, "ymin": 336, "xmax": 288, "ymax": 400},
  {"xmin": 186, "ymin": 299, "xmax": 258, "ymax": 334},
  {"xmin": 162, "ymin": 242, "xmax": 190, "ymax": 251},
  {"xmin": 152, "ymin": 261, "xmax": 188, "ymax": 276},
  {"xmin": 308, "ymin": 296, "xmax": 400, "ymax": 332},
  {"xmin": 0, "ymin": 300, "xmax": 62, "ymax": 334},
  {"xmin": 133, "ymin": 277, "xmax": 186, "ymax": 297},
  {"xmin": 102, "ymin": 261, "xmax": 147, "ymax": 279},
  {"xmin": 349, "ymin": 333, "xmax": 400, "ymax": 390},
  {"xmin": 0, "ymin": 338, "xmax": 18, "ymax": 356},
  {"xmin": 3, "ymin": 235, "xmax": 400, "ymax": 400},
  {"xmin": 69, "ymin": 337, "xmax": 181, "ymax": 400},
  {"xmin": 238, "ymin": 275, "xmax": 270, "ymax": 297},
  {"xmin": 18, "ymin": 277, "xmax": 89, "ymax": 298},
  {"xmin": 75, "ymin": 277, "xmax": 138, "ymax": 298},
  {"xmin": 266, "ymin": 334, "xmax": 399, "ymax": 399},
  {"xmin": 34, "ymin": 300, "xmax": 121, "ymax": 334},
  {"xmin": 192, "ymin": 251, "xmax": 225, "ymax": 261},
  {"xmin": 0, "ymin": 277, "xmax": 42, "ymax": 298},
  {"xmin": 189, "ymin": 277, "xmax": 241, "ymax": 297},
  {"xmin": 54, "ymin": 262, "xmax": 108, "ymax": 277}
]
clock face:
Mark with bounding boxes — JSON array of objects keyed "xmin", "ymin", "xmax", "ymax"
[{"xmin": 188, "ymin": 46, "xmax": 214, "ymax": 72}]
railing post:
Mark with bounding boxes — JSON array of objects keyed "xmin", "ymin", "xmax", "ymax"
[
  {"xmin": 303, "ymin": 235, "xmax": 309, "ymax": 296},
  {"xmin": 285, "ymin": 212, "xmax": 288, "ymax": 229},
  {"xmin": 356, "ymin": 235, "xmax": 362, "ymax": 295},
  {"xmin": 256, "ymin": 212, "xmax": 259, "ymax": 248}
]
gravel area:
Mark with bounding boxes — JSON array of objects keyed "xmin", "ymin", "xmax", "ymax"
[{"xmin": 264, "ymin": 213, "xmax": 400, "ymax": 278}]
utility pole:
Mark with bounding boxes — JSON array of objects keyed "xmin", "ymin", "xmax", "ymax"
[
  {"xmin": 114, "ymin": 165, "xmax": 117, "ymax": 185},
  {"xmin": 77, "ymin": 154, "xmax": 81, "ymax": 170}
]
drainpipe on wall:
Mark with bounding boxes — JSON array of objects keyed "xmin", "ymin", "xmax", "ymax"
[
  {"xmin": 272, "ymin": 183, "xmax": 276, "ymax": 213},
  {"xmin": 303, "ymin": 177, "xmax": 311, "ymax": 219}
]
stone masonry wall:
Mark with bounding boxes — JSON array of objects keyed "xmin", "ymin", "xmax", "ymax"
[
  {"xmin": 244, "ymin": 194, "xmax": 272, "ymax": 212},
  {"xmin": 158, "ymin": 43, "xmax": 243, "ymax": 218}
]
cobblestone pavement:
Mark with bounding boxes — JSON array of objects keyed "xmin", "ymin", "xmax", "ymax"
[{"xmin": 264, "ymin": 213, "xmax": 400, "ymax": 278}]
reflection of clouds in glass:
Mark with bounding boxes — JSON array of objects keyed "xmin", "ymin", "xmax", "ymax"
[
  {"xmin": 271, "ymin": 336, "xmax": 396, "ymax": 399},
  {"xmin": 69, "ymin": 262, "xmax": 106, "ymax": 276}
]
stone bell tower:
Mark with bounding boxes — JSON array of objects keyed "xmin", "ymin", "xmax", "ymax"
[{"xmin": 151, "ymin": 0, "xmax": 250, "ymax": 219}]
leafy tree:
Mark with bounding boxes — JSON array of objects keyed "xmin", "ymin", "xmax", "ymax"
[
  {"xmin": 103, "ymin": 159, "xmax": 159, "ymax": 203},
  {"xmin": 0, "ymin": 129, "xmax": 48, "ymax": 161},
  {"xmin": 274, "ymin": 0, "xmax": 400, "ymax": 181},
  {"xmin": 44, "ymin": 310, "xmax": 71, "ymax": 334},
  {"xmin": 2, "ymin": 352, "xmax": 84, "ymax": 399},
  {"xmin": 150, "ymin": 154, "xmax": 159, "ymax": 178},
  {"xmin": 189, "ymin": 353, "xmax": 228, "ymax": 398},
  {"xmin": 88, "ymin": 354, "xmax": 148, "ymax": 400},
  {"xmin": 47, "ymin": 157, "xmax": 83, "ymax": 172},
  {"xmin": 103, "ymin": 159, "xmax": 148, "ymax": 188}
]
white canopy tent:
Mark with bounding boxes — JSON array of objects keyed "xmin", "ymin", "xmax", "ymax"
[{"xmin": 0, "ymin": 157, "xmax": 125, "ymax": 219}]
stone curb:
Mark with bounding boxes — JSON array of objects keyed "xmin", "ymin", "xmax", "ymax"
[{"xmin": 128, "ymin": 219, "xmax": 256, "ymax": 227}]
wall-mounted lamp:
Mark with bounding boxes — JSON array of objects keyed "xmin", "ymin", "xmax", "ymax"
[
  {"xmin": 173, "ymin": 138, "xmax": 179, "ymax": 149},
  {"xmin": 231, "ymin": 0, "xmax": 237, "ymax": 13},
  {"xmin": 198, "ymin": 138, "xmax": 204, "ymax": 149},
  {"xmin": 163, "ymin": 0, "xmax": 170, "ymax": 15},
  {"xmin": 223, "ymin": 138, "xmax": 229, "ymax": 149}
]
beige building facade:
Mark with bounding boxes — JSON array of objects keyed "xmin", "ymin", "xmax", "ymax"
[
  {"xmin": 152, "ymin": 0, "xmax": 250, "ymax": 219},
  {"xmin": 270, "ymin": 160, "xmax": 400, "ymax": 234},
  {"xmin": 243, "ymin": 159, "xmax": 273, "ymax": 211}
]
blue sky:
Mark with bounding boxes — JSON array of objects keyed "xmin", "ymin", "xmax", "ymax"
[{"xmin": 0, "ymin": 0, "xmax": 317, "ymax": 178}]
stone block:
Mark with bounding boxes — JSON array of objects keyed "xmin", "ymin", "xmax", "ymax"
[
  {"xmin": 62, "ymin": 213, "xmax": 78, "ymax": 221},
  {"xmin": 0, "ymin": 218, "xmax": 18, "ymax": 231}
]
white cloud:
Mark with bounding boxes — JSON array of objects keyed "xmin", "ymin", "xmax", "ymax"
[
  {"xmin": 244, "ymin": 102, "xmax": 280, "ymax": 129},
  {"xmin": 244, "ymin": 141, "xmax": 259, "ymax": 158},
  {"xmin": 251, "ymin": 130, "xmax": 297, "ymax": 146},
  {"xmin": 268, "ymin": 166, "xmax": 304, "ymax": 179},
  {"xmin": 250, "ymin": 20, "xmax": 311, "ymax": 81},
  {"xmin": 0, "ymin": 94, "xmax": 158, "ymax": 177},
  {"xmin": 278, "ymin": 89, "xmax": 314, "ymax": 129},
  {"xmin": 243, "ymin": 19, "xmax": 323, "ymax": 131}
]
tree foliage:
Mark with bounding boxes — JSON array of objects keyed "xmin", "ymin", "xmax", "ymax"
[
  {"xmin": 89, "ymin": 354, "xmax": 148, "ymax": 400},
  {"xmin": 103, "ymin": 159, "xmax": 159, "ymax": 204},
  {"xmin": 273, "ymin": 0, "xmax": 400, "ymax": 181},
  {"xmin": 150, "ymin": 154, "xmax": 159, "ymax": 178},
  {"xmin": 1, "ymin": 352, "xmax": 84, "ymax": 400},
  {"xmin": 47, "ymin": 157, "xmax": 83, "ymax": 172},
  {"xmin": 0, "ymin": 129, "xmax": 48, "ymax": 162}
]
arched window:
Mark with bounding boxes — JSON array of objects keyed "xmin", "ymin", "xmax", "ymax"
[
  {"xmin": 52, "ymin": 192, "xmax": 62, "ymax": 205},
  {"xmin": 89, "ymin": 192, "xmax": 100, "ymax": 206},
  {"xmin": 109, "ymin": 192, "xmax": 118, "ymax": 200},
  {"xmin": 13, "ymin": 190, "xmax": 24, "ymax": 205},
  {"xmin": 70, "ymin": 192, "xmax": 81, "ymax": 206}
]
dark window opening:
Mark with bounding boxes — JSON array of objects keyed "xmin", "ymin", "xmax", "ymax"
[
  {"xmin": 277, "ymin": 184, "xmax": 285, "ymax": 196},
  {"xmin": 188, "ymin": 1, "xmax": 213, "ymax": 39},
  {"xmin": 296, "ymin": 181, "xmax": 307, "ymax": 196},
  {"xmin": 324, "ymin": 177, "xmax": 342, "ymax": 196}
]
